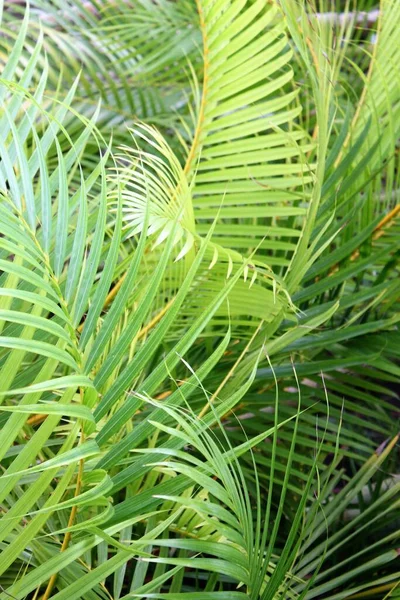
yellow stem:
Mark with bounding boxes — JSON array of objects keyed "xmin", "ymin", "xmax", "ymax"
[
  {"xmin": 373, "ymin": 203, "xmax": 400, "ymax": 238},
  {"xmin": 347, "ymin": 580, "xmax": 400, "ymax": 599},
  {"xmin": 334, "ymin": 5, "xmax": 382, "ymax": 168},
  {"xmin": 183, "ymin": 0, "xmax": 209, "ymax": 178},
  {"xmin": 137, "ymin": 298, "xmax": 175, "ymax": 341},
  {"xmin": 77, "ymin": 272, "xmax": 127, "ymax": 334},
  {"xmin": 326, "ymin": 202, "xmax": 400, "ymax": 276},
  {"xmin": 197, "ymin": 322, "xmax": 263, "ymax": 421},
  {"xmin": 27, "ymin": 414, "xmax": 47, "ymax": 426},
  {"xmin": 41, "ymin": 426, "xmax": 86, "ymax": 600}
]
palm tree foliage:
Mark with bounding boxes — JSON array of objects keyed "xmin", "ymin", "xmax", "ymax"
[{"xmin": 0, "ymin": 0, "xmax": 399, "ymax": 597}]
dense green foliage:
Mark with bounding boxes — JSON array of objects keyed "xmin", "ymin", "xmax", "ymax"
[{"xmin": 0, "ymin": 0, "xmax": 399, "ymax": 597}]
